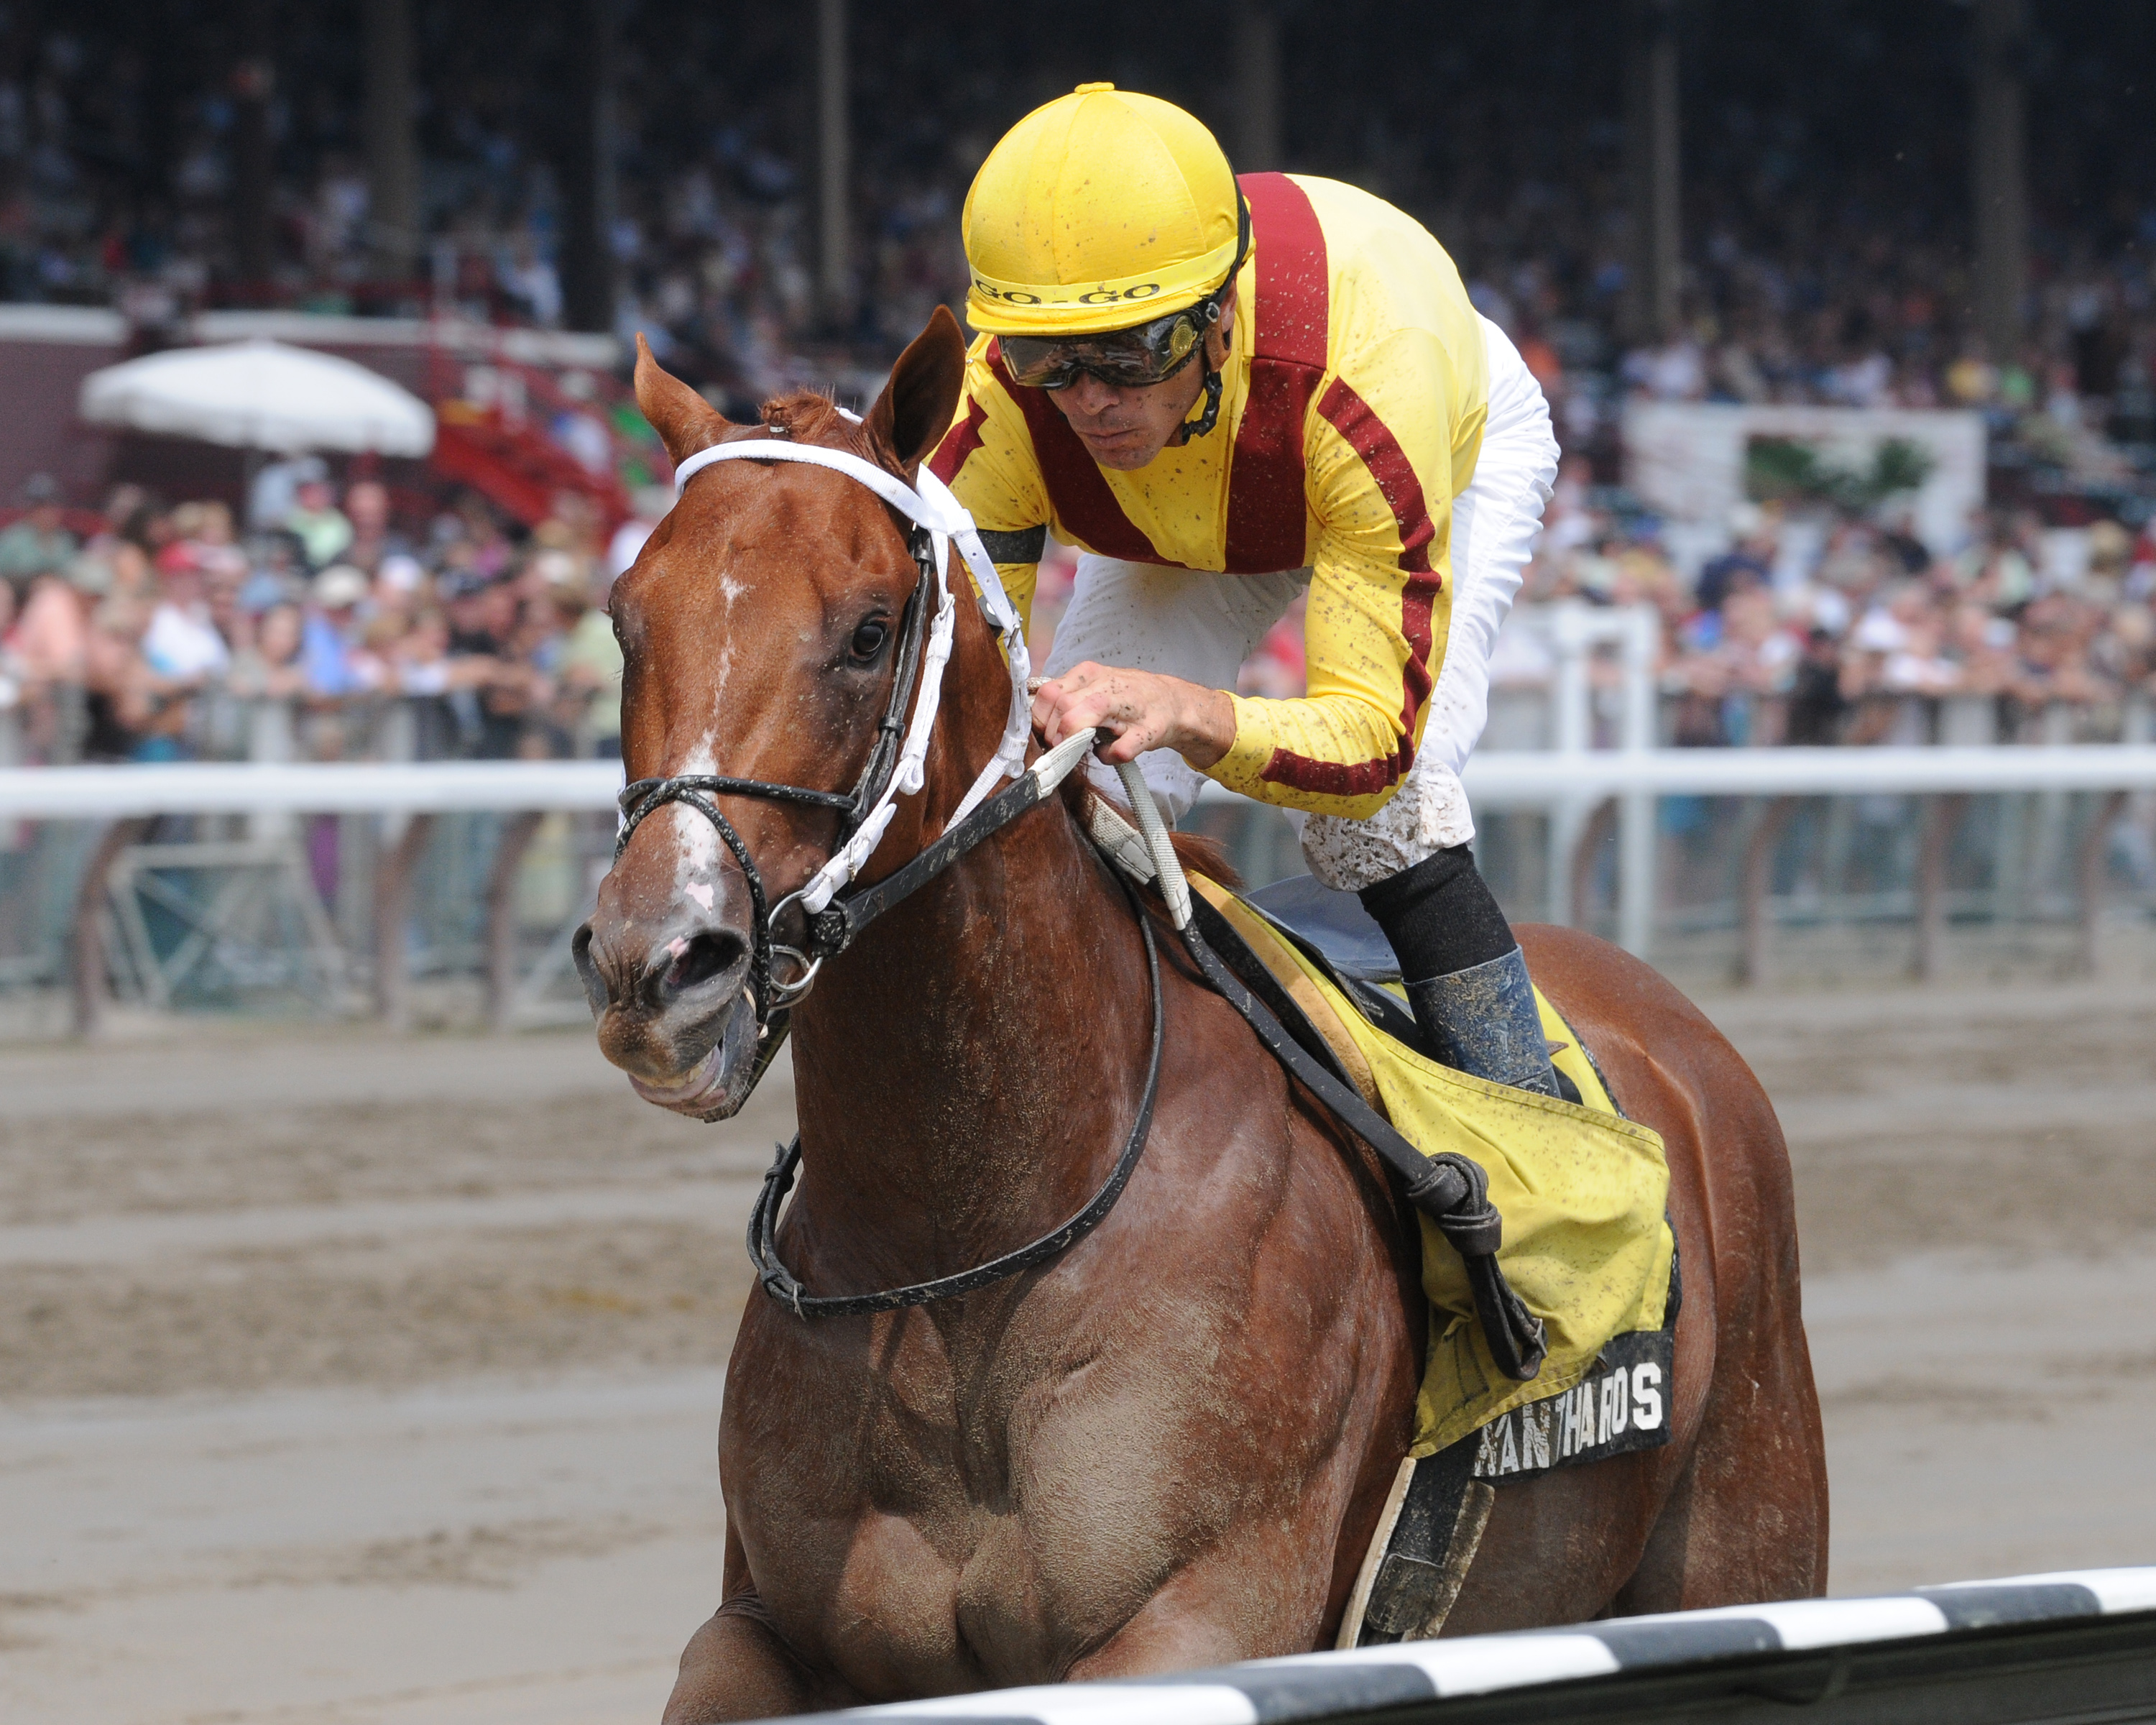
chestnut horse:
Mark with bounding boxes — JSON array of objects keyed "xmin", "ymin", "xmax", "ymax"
[{"xmin": 575, "ymin": 308, "xmax": 1827, "ymax": 1722}]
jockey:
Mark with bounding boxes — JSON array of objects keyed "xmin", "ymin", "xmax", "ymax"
[{"xmin": 931, "ymin": 85, "xmax": 1563, "ymax": 1096}]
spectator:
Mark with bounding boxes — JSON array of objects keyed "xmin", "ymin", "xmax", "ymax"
[
  {"xmin": 344, "ymin": 479, "xmax": 405, "ymax": 573},
  {"xmin": 248, "ymin": 456, "xmax": 318, "ymax": 534},
  {"xmin": 226, "ymin": 602, "xmax": 310, "ymax": 704},
  {"xmin": 286, "ymin": 472, "xmax": 355, "ymax": 571},
  {"xmin": 9, "ymin": 553, "xmax": 104, "ymax": 690},
  {"xmin": 557, "ymin": 577, "xmax": 625, "ymax": 758},
  {"xmin": 300, "ymin": 565, "xmax": 374, "ymax": 698},
  {"xmin": 1695, "ymin": 502, "xmax": 1777, "ymax": 616},
  {"xmin": 142, "ymin": 548, "xmax": 233, "ymax": 685},
  {"xmin": 81, "ymin": 592, "xmax": 156, "ymax": 762},
  {"xmin": 0, "ymin": 475, "xmax": 78, "ymax": 592},
  {"xmin": 1784, "ymin": 629, "xmax": 1850, "ymax": 745},
  {"xmin": 606, "ymin": 487, "xmax": 674, "ymax": 584},
  {"xmin": 443, "ymin": 573, "xmax": 530, "ymax": 757}
]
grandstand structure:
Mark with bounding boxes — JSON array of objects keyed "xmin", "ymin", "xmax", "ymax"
[
  {"xmin": 4, "ymin": 3, "xmax": 2156, "ymax": 1023},
  {"xmin": 0, "ymin": 4, "xmax": 2149, "ymax": 412}
]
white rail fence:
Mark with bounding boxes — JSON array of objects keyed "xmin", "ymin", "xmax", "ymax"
[
  {"xmin": 757, "ymin": 1566, "xmax": 2156, "ymax": 1725},
  {"xmin": 4, "ymin": 743, "xmax": 2156, "ymax": 1033},
  {"xmin": 0, "ymin": 762, "xmax": 623, "ymax": 1034},
  {"xmin": 755, "ymin": 1570, "xmax": 2156, "ymax": 1716}
]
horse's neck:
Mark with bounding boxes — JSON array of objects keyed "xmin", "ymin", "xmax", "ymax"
[{"xmin": 786, "ymin": 622, "xmax": 1151, "ymax": 1275}]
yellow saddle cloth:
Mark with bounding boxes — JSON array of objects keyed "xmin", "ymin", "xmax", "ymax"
[{"xmin": 1190, "ymin": 878, "xmax": 1674, "ymax": 1458}]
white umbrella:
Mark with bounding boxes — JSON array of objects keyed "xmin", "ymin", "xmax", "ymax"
[{"xmin": 79, "ymin": 339, "xmax": 436, "ymax": 457}]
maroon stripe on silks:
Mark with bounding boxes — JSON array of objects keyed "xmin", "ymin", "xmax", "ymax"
[
  {"xmin": 1223, "ymin": 172, "xmax": 1330, "ymax": 574},
  {"xmin": 1258, "ymin": 743, "xmax": 1409, "ymax": 800},
  {"xmin": 928, "ymin": 397, "xmax": 987, "ymax": 485},
  {"xmin": 1315, "ymin": 377, "xmax": 1436, "ymax": 574},
  {"xmin": 1315, "ymin": 374, "xmax": 1443, "ymax": 740},
  {"xmin": 1238, "ymin": 173, "xmax": 1329, "ymax": 368},
  {"xmin": 987, "ymin": 341, "xmax": 1168, "ymax": 566}
]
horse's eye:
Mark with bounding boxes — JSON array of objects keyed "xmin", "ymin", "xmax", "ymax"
[{"xmin": 849, "ymin": 617, "xmax": 890, "ymax": 661}]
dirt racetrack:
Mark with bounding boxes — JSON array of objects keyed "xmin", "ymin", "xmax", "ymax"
[{"xmin": 5, "ymin": 980, "xmax": 2155, "ymax": 1723}]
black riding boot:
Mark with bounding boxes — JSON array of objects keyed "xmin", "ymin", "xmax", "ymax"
[{"xmin": 1357, "ymin": 846, "xmax": 1563, "ymax": 1098}]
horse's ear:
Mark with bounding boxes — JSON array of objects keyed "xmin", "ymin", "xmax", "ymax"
[
  {"xmin": 865, "ymin": 305, "xmax": 968, "ymax": 477},
  {"xmin": 635, "ymin": 334, "xmax": 730, "ymax": 466}
]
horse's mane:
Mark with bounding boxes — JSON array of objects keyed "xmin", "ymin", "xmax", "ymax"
[{"xmin": 1064, "ymin": 778, "xmax": 1243, "ymax": 891}]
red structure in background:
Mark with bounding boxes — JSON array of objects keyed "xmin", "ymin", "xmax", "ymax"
[{"xmin": 422, "ymin": 339, "xmax": 669, "ymax": 533}]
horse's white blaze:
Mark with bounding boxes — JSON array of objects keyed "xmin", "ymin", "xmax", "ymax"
[{"xmin": 660, "ymin": 727, "xmax": 725, "ymax": 885}]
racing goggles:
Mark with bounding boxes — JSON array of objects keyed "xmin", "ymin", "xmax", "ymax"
[{"xmin": 999, "ymin": 304, "xmax": 1212, "ymax": 391}]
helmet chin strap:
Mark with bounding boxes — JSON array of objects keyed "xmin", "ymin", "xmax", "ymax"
[{"xmin": 1171, "ymin": 344, "xmax": 1227, "ymax": 445}]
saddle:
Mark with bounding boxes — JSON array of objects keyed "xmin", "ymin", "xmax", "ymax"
[
  {"xmin": 1241, "ymin": 874, "xmax": 1585, "ymax": 1103},
  {"xmin": 1184, "ymin": 870, "xmax": 1681, "ymax": 1646}
]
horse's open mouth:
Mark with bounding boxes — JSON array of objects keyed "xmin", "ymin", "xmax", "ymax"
[{"xmin": 625, "ymin": 988, "xmax": 764, "ymax": 1121}]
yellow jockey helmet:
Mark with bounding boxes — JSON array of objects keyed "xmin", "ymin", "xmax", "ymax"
[{"xmin": 962, "ymin": 83, "xmax": 1245, "ymax": 337}]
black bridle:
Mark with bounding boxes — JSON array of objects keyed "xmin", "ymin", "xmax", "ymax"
[
  {"xmin": 748, "ymin": 868, "xmax": 1164, "ymax": 1319},
  {"xmin": 613, "ymin": 525, "xmax": 936, "ymax": 1033}
]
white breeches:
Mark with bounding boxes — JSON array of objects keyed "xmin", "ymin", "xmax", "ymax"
[{"xmin": 1043, "ymin": 314, "xmax": 1560, "ymax": 891}]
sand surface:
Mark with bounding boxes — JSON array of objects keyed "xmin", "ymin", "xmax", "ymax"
[{"xmin": 4, "ymin": 983, "xmax": 2154, "ymax": 1721}]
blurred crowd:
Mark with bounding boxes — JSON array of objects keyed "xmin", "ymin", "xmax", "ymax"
[
  {"xmin": 0, "ymin": 20, "xmax": 961, "ymax": 411},
  {"xmin": 0, "ymin": 468, "xmax": 638, "ymax": 767},
  {"xmin": 9, "ymin": 13, "xmax": 2156, "ymax": 770},
  {"xmin": 7, "ymin": 16, "xmax": 2155, "ymax": 474},
  {"xmin": 12, "ymin": 456, "xmax": 2156, "ymax": 770},
  {"xmin": 1496, "ymin": 474, "xmax": 2156, "ymax": 750}
]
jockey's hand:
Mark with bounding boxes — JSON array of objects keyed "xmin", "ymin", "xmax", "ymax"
[{"xmin": 1030, "ymin": 662, "xmax": 1236, "ymax": 769}]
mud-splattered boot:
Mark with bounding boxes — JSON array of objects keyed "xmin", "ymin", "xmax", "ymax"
[{"xmin": 1401, "ymin": 946, "xmax": 1563, "ymax": 1098}]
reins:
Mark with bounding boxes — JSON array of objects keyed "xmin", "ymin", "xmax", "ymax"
[
  {"xmin": 1093, "ymin": 770, "xmax": 1547, "ymax": 1381},
  {"xmin": 628, "ymin": 433, "xmax": 1174, "ymax": 1320},
  {"xmin": 748, "ymin": 867, "xmax": 1164, "ymax": 1318}
]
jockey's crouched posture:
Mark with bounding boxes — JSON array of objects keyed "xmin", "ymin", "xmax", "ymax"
[{"xmin": 934, "ymin": 85, "xmax": 1564, "ymax": 1094}]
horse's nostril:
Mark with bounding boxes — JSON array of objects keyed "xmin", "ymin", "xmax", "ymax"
[
  {"xmin": 571, "ymin": 921, "xmax": 609, "ymax": 1013},
  {"xmin": 664, "ymin": 930, "xmax": 745, "ymax": 994}
]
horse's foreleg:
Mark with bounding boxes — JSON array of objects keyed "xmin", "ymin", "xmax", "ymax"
[
  {"xmin": 663, "ymin": 1606, "xmax": 823, "ymax": 1724},
  {"xmin": 663, "ymin": 1530, "xmax": 831, "ymax": 1723},
  {"xmin": 1064, "ymin": 1601, "xmax": 1256, "ymax": 1683},
  {"xmin": 1063, "ymin": 1472, "xmax": 1373, "ymax": 1679}
]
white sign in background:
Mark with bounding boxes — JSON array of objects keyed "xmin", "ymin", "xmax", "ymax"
[{"xmin": 1621, "ymin": 402, "xmax": 1988, "ymax": 561}]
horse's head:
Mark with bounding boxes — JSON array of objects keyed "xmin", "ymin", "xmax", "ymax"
[{"xmin": 573, "ymin": 308, "xmax": 969, "ymax": 1118}]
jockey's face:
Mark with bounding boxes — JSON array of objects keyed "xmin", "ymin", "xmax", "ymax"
[{"xmin": 1048, "ymin": 287, "xmax": 1237, "ymax": 472}]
